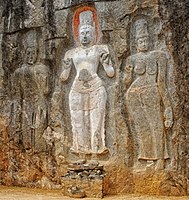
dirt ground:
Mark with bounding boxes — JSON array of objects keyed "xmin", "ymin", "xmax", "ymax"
[{"xmin": 0, "ymin": 186, "xmax": 189, "ymax": 200}]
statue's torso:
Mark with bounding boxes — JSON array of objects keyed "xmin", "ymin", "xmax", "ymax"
[
  {"xmin": 15, "ymin": 63, "xmax": 49, "ymax": 101},
  {"xmin": 129, "ymin": 51, "xmax": 162, "ymax": 89},
  {"xmin": 66, "ymin": 44, "xmax": 111, "ymax": 77},
  {"xmin": 70, "ymin": 45, "xmax": 100, "ymax": 77},
  {"xmin": 66, "ymin": 45, "xmax": 109, "ymax": 93}
]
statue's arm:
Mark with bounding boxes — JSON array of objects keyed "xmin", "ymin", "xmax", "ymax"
[
  {"xmin": 60, "ymin": 51, "xmax": 73, "ymax": 81},
  {"xmin": 99, "ymin": 46, "xmax": 115, "ymax": 78},
  {"xmin": 33, "ymin": 64, "xmax": 49, "ymax": 95},
  {"xmin": 41, "ymin": 67, "xmax": 49, "ymax": 95},
  {"xmin": 13, "ymin": 67, "xmax": 24, "ymax": 97},
  {"xmin": 157, "ymin": 52, "xmax": 173, "ymax": 129},
  {"xmin": 124, "ymin": 56, "xmax": 133, "ymax": 86},
  {"xmin": 44, "ymin": 75, "xmax": 49, "ymax": 95}
]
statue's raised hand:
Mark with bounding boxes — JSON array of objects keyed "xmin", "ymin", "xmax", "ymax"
[
  {"xmin": 100, "ymin": 51, "xmax": 110, "ymax": 65},
  {"xmin": 60, "ymin": 58, "xmax": 73, "ymax": 81},
  {"xmin": 63, "ymin": 58, "xmax": 72, "ymax": 69}
]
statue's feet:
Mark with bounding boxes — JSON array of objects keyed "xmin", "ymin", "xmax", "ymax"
[
  {"xmin": 90, "ymin": 147, "xmax": 109, "ymax": 155},
  {"xmin": 97, "ymin": 147, "xmax": 109, "ymax": 155},
  {"xmin": 133, "ymin": 160, "xmax": 147, "ymax": 173},
  {"xmin": 133, "ymin": 160, "xmax": 163, "ymax": 172},
  {"xmin": 146, "ymin": 160, "xmax": 155, "ymax": 171},
  {"xmin": 70, "ymin": 147, "xmax": 109, "ymax": 155},
  {"xmin": 70, "ymin": 147, "xmax": 78, "ymax": 154},
  {"xmin": 70, "ymin": 147, "xmax": 92, "ymax": 155},
  {"xmin": 155, "ymin": 159, "xmax": 164, "ymax": 170}
]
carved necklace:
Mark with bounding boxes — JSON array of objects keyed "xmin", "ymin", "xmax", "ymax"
[
  {"xmin": 85, "ymin": 48, "xmax": 90, "ymax": 56},
  {"xmin": 81, "ymin": 45, "xmax": 91, "ymax": 56}
]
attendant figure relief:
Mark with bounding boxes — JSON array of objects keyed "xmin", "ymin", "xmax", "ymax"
[
  {"xmin": 124, "ymin": 19, "xmax": 173, "ymax": 171},
  {"xmin": 14, "ymin": 44, "xmax": 49, "ymax": 151}
]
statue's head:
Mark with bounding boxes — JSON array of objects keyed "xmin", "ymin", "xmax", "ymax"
[
  {"xmin": 79, "ymin": 24, "xmax": 95, "ymax": 46},
  {"xmin": 135, "ymin": 19, "xmax": 149, "ymax": 52},
  {"xmin": 136, "ymin": 36, "xmax": 149, "ymax": 52},
  {"xmin": 77, "ymin": 10, "xmax": 96, "ymax": 46},
  {"xmin": 25, "ymin": 46, "xmax": 38, "ymax": 65}
]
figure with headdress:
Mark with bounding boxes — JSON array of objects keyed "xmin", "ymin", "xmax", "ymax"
[
  {"xmin": 13, "ymin": 34, "xmax": 49, "ymax": 152},
  {"xmin": 125, "ymin": 19, "xmax": 173, "ymax": 171},
  {"xmin": 60, "ymin": 10, "xmax": 115, "ymax": 154}
]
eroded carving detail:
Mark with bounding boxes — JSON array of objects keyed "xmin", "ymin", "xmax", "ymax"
[
  {"xmin": 60, "ymin": 9, "xmax": 114, "ymax": 154},
  {"xmin": 125, "ymin": 19, "xmax": 173, "ymax": 171},
  {"xmin": 13, "ymin": 43, "xmax": 49, "ymax": 152}
]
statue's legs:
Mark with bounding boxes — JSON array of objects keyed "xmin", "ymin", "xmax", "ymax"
[
  {"xmin": 22, "ymin": 100, "xmax": 35, "ymax": 150},
  {"xmin": 127, "ymin": 85, "xmax": 168, "ymax": 170},
  {"xmin": 69, "ymin": 86, "xmax": 107, "ymax": 154},
  {"xmin": 141, "ymin": 86, "xmax": 168, "ymax": 160},
  {"xmin": 127, "ymin": 89, "xmax": 154, "ymax": 160},
  {"xmin": 90, "ymin": 86, "xmax": 107, "ymax": 153},
  {"xmin": 126, "ymin": 86, "xmax": 166, "ymax": 160},
  {"xmin": 69, "ymin": 90, "xmax": 85, "ymax": 152},
  {"xmin": 34, "ymin": 103, "xmax": 48, "ymax": 152}
]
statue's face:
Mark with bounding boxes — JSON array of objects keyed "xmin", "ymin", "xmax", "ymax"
[
  {"xmin": 79, "ymin": 25, "xmax": 94, "ymax": 46},
  {"xmin": 25, "ymin": 47, "xmax": 37, "ymax": 65},
  {"xmin": 137, "ymin": 37, "xmax": 149, "ymax": 52}
]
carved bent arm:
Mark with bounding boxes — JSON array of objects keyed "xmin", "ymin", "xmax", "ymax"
[
  {"xmin": 124, "ymin": 56, "xmax": 133, "ymax": 86},
  {"xmin": 157, "ymin": 52, "xmax": 173, "ymax": 128},
  {"xmin": 13, "ymin": 68, "xmax": 22, "ymax": 97},
  {"xmin": 40, "ymin": 74, "xmax": 49, "ymax": 95},
  {"xmin": 34, "ymin": 65, "xmax": 49, "ymax": 95},
  {"xmin": 99, "ymin": 46, "xmax": 115, "ymax": 78},
  {"xmin": 60, "ymin": 52, "xmax": 73, "ymax": 81}
]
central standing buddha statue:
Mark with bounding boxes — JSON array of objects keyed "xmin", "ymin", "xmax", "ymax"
[{"xmin": 60, "ymin": 10, "xmax": 115, "ymax": 154}]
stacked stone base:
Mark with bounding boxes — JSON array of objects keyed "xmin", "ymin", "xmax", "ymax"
[{"xmin": 62, "ymin": 160, "xmax": 104, "ymax": 198}]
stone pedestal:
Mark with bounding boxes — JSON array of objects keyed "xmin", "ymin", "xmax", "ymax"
[{"xmin": 62, "ymin": 161, "xmax": 104, "ymax": 198}]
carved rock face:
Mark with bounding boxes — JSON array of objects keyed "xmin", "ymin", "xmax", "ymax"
[
  {"xmin": 0, "ymin": 0, "xmax": 188, "ymax": 197},
  {"xmin": 25, "ymin": 47, "xmax": 37, "ymax": 65},
  {"xmin": 79, "ymin": 25, "xmax": 95, "ymax": 46},
  {"xmin": 136, "ymin": 37, "xmax": 149, "ymax": 52}
]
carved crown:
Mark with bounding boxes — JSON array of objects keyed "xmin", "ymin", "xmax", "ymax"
[
  {"xmin": 79, "ymin": 10, "xmax": 94, "ymax": 27},
  {"xmin": 135, "ymin": 19, "xmax": 149, "ymax": 39}
]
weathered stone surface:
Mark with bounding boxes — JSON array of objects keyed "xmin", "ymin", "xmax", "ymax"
[
  {"xmin": 63, "ymin": 160, "xmax": 104, "ymax": 198},
  {"xmin": 125, "ymin": 18, "xmax": 173, "ymax": 172},
  {"xmin": 0, "ymin": 0, "xmax": 188, "ymax": 198}
]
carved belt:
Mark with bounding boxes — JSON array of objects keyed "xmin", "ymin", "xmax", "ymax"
[{"xmin": 71, "ymin": 75, "xmax": 104, "ymax": 94}]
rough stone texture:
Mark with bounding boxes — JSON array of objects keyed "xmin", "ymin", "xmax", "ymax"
[
  {"xmin": 63, "ymin": 162, "xmax": 104, "ymax": 198},
  {"xmin": 0, "ymin": 0, "xmax": 188, "ymax": 197},
  {"xmin": 158, "ymin": 0, "xmax": 189, "ymax": 195}
]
